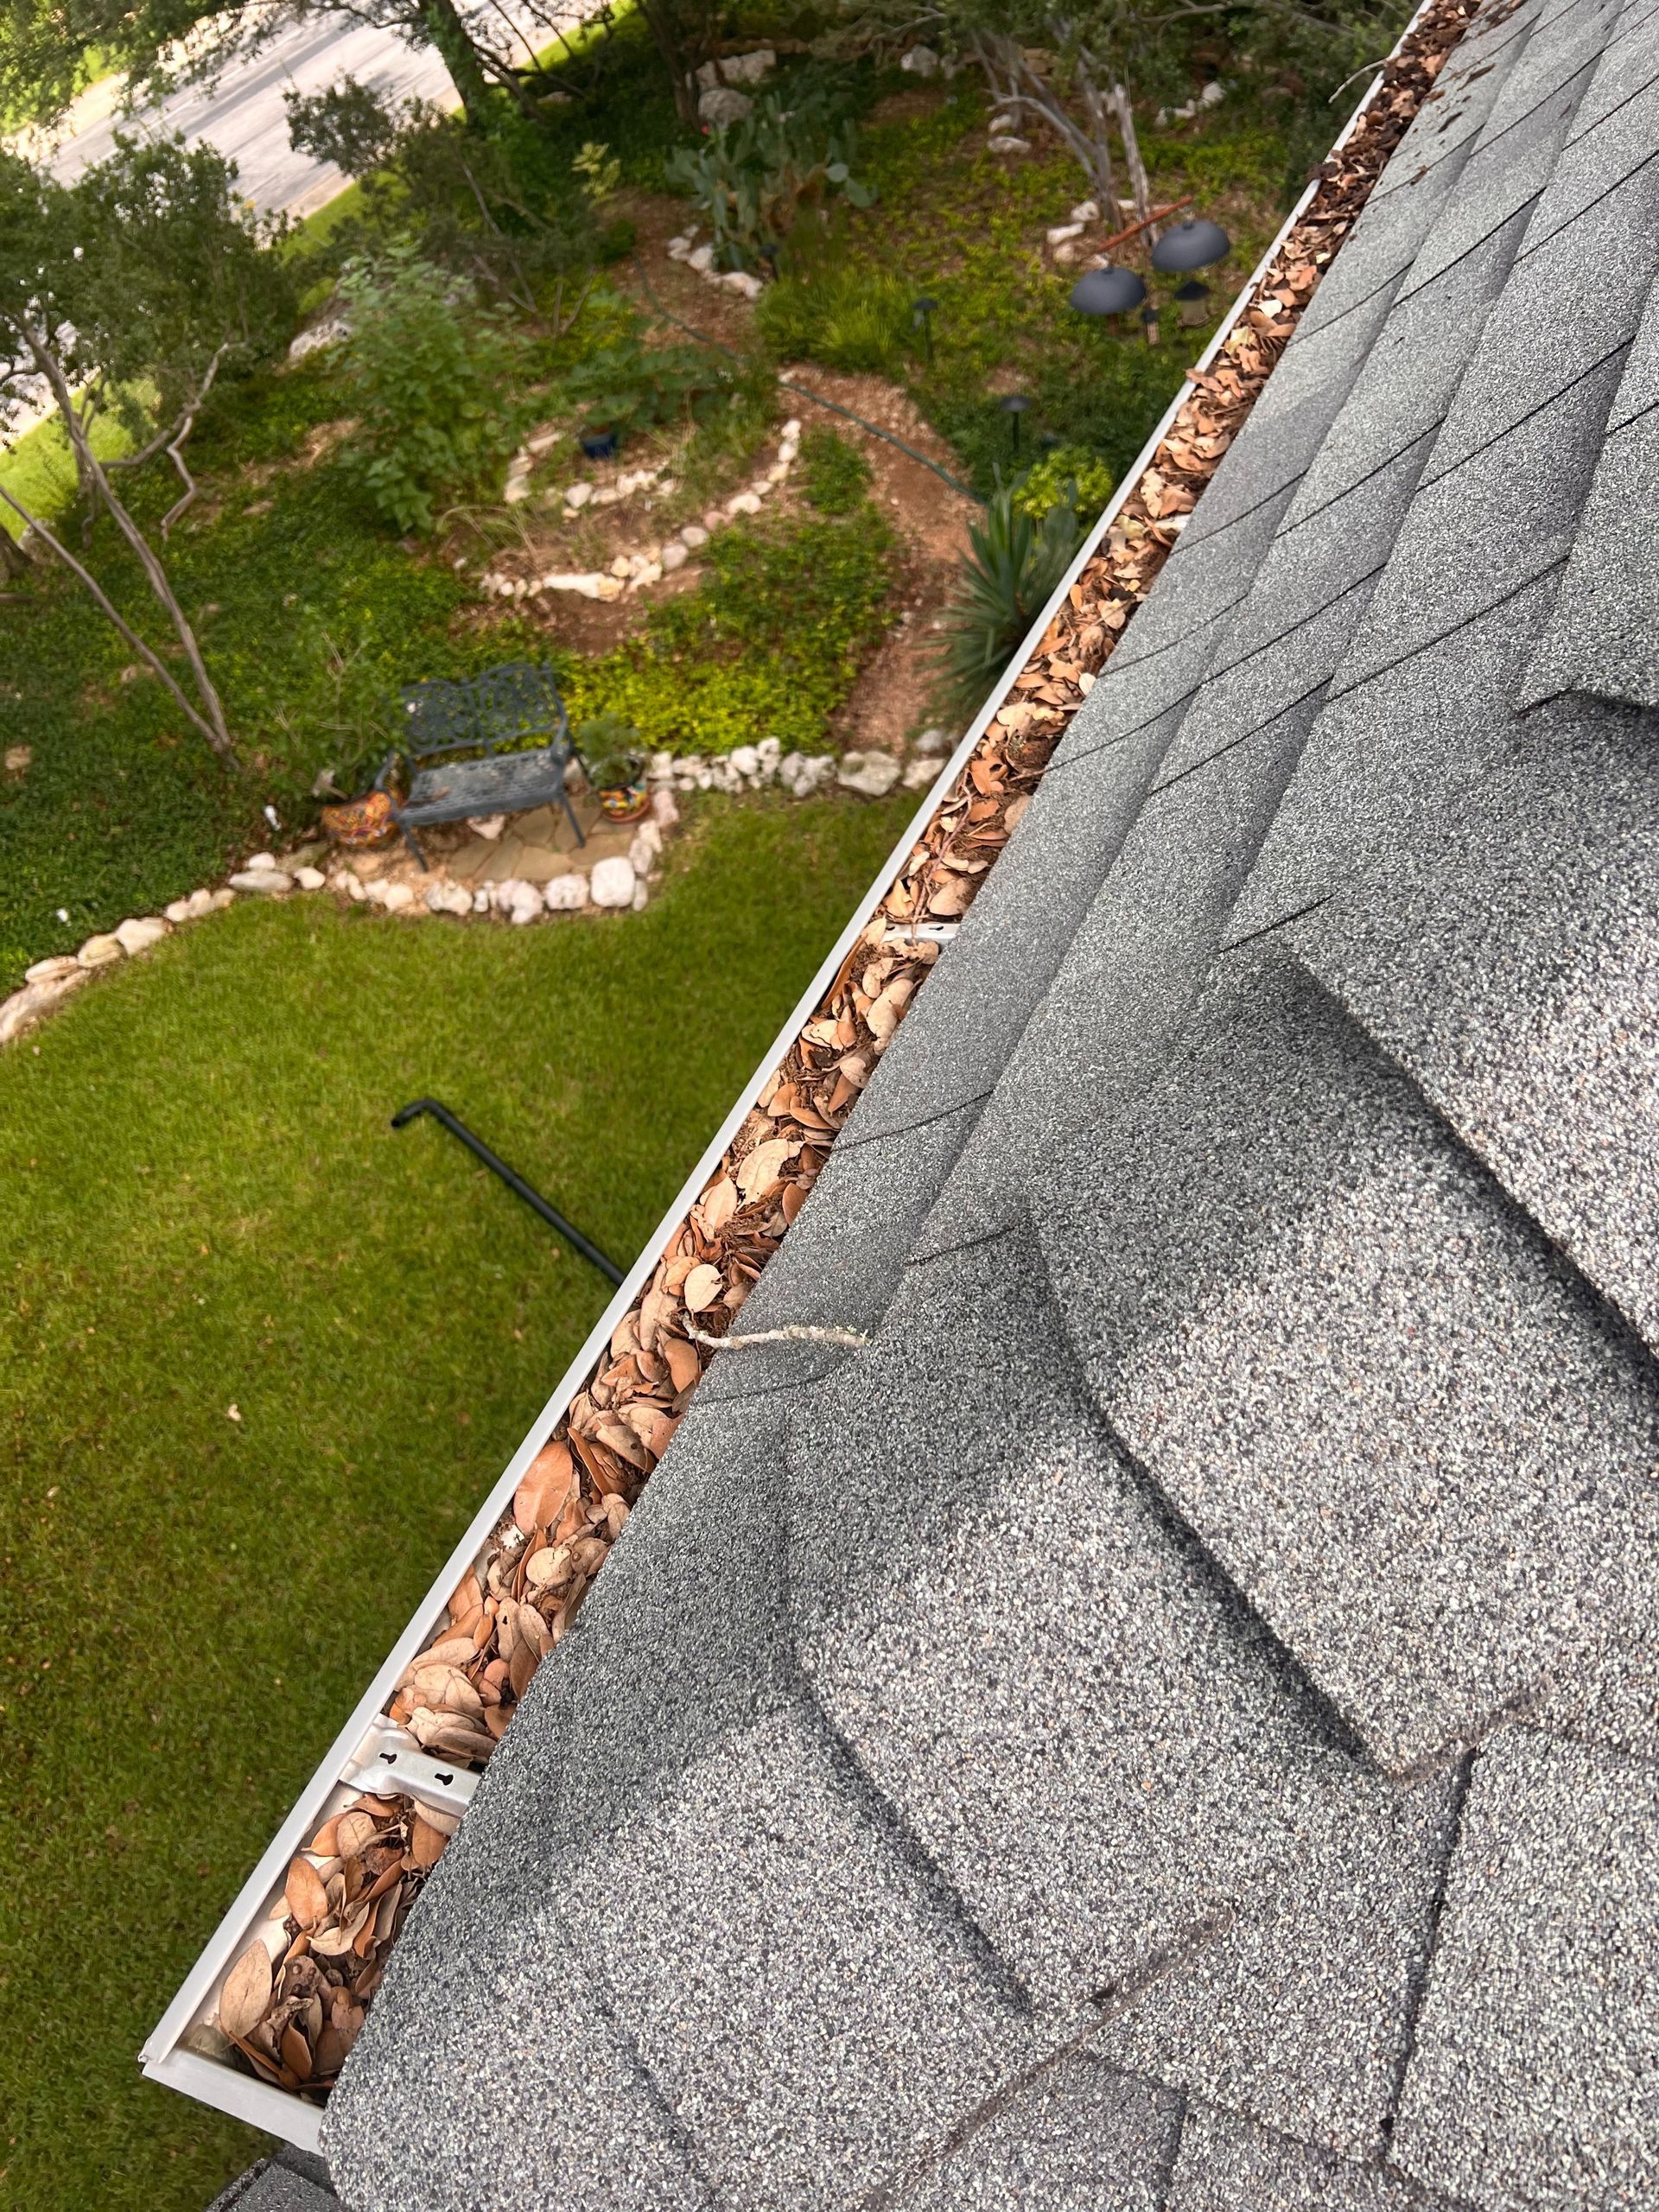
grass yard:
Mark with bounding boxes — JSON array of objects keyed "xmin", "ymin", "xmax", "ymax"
[{"xmin": 0, "ymin": 789, "xmax": 912, "ymax": 2212}]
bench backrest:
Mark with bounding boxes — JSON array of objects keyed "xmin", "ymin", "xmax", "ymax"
[{"xmin": 400, "ymin": 663, "xmax": 570, "ymax": 758}]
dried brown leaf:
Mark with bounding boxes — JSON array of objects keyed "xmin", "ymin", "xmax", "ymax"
[
  {"xmin": 284, "ymin": 1857, "xmax": 329, "ymax": 1931},
  {"xmin": 218, "ymin": 1942, "xmax": 272, "ymax": 2042}
]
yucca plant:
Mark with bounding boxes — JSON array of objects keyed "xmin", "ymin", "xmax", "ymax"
[{"xmin": 936, "ymin": 486, "xmax": 1085, "ymax": 710}]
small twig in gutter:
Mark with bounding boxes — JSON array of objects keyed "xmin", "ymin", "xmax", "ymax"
[{"xmin": 682, "ymin": 1321, "xmax": 872, "ymax": 1350}]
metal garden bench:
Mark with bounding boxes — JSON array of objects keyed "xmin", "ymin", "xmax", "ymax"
[{"xmin": 377, "ymin": 662, "xmax": 588, "ymax": 869}]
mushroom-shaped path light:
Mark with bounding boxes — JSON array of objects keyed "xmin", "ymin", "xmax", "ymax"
[
  {"xmin": 1150, "ymin": 219, "xmax": 1230, "ymax": 273},
  {"xmin": 1069, "ymin": 264, "xmax": 1147, "ymax": 317},
  {"xmin": 999, "ymin": 392, "xmax": 1034, "ymax": 452}
]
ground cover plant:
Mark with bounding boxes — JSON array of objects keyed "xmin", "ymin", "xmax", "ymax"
[{"xmin": 0, "ymin": 790, "xmax": 912, "ymax": 2212}]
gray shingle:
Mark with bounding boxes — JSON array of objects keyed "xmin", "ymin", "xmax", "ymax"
[
  {"xmin": 575, "ymin": 1701, "xmax": 1046, "ymax": 2212},
  {"xmin": 1165, "ymin": 2104, "xmax": 1452, "ymax": 2210},
  {"xmin": 694, "ymin": 1097, "xmax": 982, "ymax": 1406},
  {"xmin": 840, "ymin": 713, "xmax": 1170, "ymax": 1147},
  {"xmin": 1520, "ymin": 276, "xmax": 1659, "ymax": 706},
  {"xmin": 887, "ymin": 2056, "xmax": 1181, "ymax": 2212},
  {"xmin": 1037, "ymin": 945, "xmax": 1659, "ymax": 1776},
  {"xmin": 208, "ymin": 2156, "xmax": 335, "ymax": 2212},
  {"xmin": 1088, "ymin": 1757, "xmax": 1458, "ymax": 2158},
  {"xmin": 1391, "ymin": 1727, "xmax": 1659, "ymax": 2212},
  {"xmin": 1222, "ymin": 568, "xmax": 1554, "ymax": 944},
  {"xmin": 1513, "ymin": 6, "xmax": 1659, "ymax": 253},
  {"xmin": 1293, "ymin": 697, "xmax": 1659, "ymax": 1353},
  {"xmin": 917, "ymin": 695, "xmax": 1322, "ymax": 1262},
  {"xmin": 1395, "ymin": 0, "xmax": 1621, "ymax": 296},
  {"xmin": 321, "ymin": 1903, "xmax": 715, "ymax": 2212},
  {"xmin": 788, "ymin": 1220, "xmax": 1449, "ymax": 2109}
]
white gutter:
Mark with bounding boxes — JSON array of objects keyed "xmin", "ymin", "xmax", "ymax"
[{"xmin": 142, "ymin": 9, "xmax": 1433, "ymax": 2148}]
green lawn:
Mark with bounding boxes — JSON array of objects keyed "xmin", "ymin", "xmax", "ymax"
[{"xmin": 0, "ymin": 788, "xmax": 911, "ymax": 2212}]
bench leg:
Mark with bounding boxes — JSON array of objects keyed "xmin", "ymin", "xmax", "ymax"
[
  {"xmin": 559, "ymin": 779, "xmax": 587, "ymax": 851},
  {"xmin": 399, "ymin": 820, "xmax": 429, "ymax": 871}
]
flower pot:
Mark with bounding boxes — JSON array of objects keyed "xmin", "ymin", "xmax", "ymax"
[
  {"xmin": 596, "ymin": 781, "xmax": 651, "ymax": 823},
  {"xmin": 580, "ymin": 428, "xmax": 618, "ymax": 461}
]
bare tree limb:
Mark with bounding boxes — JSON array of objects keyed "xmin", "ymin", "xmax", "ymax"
[
  {"xmin": 0, "ymin": 480, "xmax": 231, "ymax": 757},
  {"xmin": 24, "ymin": 329, "xmax": 235, "ymax": 760}
]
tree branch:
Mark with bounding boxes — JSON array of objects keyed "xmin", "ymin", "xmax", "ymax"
[{"xmin": 0, "ymin": 480, "xmax": 229, "ymax": 756}]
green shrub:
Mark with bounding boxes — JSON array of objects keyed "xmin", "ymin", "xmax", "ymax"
[
  {"xmin": 562, "ymin": 330, "xmax": 736, "ymax": 441},
  {"xmin": 798, "ymin": 424, "xmax": 871, "ymax": 515},
  {"xmin": 337, "ymin": 244, "xmax": 527, "ymax": 532},
  {"xmin": 755, "ymin": 265, "xmax": 913, "ymax": 376},
  {"xmin": 562, "ymin": 505, "xmax": 896, "ymax": 754},
  {"xmin": 1014, "ymin": 444, "xmax": 1115, "ymax": 522},
  {"xmin": 936, "ymin": 486, "xmax": 1084, "ymax": 710}
]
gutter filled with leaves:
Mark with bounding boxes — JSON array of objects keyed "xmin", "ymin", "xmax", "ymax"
[{"xmin": 143, "ymin": 0, "xmax": 1489, "ymax": 2144}]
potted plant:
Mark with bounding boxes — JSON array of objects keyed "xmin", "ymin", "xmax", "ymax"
[{"xmin": 577, "ymin": 713, "xmax": 651, "ymax": 823}]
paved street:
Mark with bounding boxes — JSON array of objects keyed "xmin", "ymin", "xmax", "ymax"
[{"xmin": 41, "ymin": 1, "xmax": 590, "ymax": 219}]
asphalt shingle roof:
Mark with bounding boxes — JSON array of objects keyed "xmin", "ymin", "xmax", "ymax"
[{"xmin": 320, "ymin": 0, "xmax": 1659, "ymax": 2199}]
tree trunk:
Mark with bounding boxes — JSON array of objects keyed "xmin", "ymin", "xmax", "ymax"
[
  {"xmin": 26, "ymin": 336, "xmax": 236, "ymax": 763},
  {"xmin": 0, "ymin": 525, "xmax": 32, "ymax": 582},
  {"xmin": 418, "ymin": 0, "xmax": 497, "ymax": 124},
  {"xmin": 1111, "ymin": 81, "xmax": 1152, "ymax": 228},
  {"xmin": 635, "ymin": 0, "xmax": 706, "ymax": 123}
]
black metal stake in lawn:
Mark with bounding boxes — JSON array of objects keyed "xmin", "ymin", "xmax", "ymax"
[
  {"xmin": 1000, "ymin": 393, "xmax": 1033, "ymax": 455},
  {"xmin": 391, "ymin": 1099, "xmax": 625, "ymax": 1286}
]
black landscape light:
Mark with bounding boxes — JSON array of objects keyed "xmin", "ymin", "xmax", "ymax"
[
  {"xmin": 1141, "ymin": 302, "xmax": 1161, "ymax": 346},
  {"xmin": 1150, "ymin": 218, "xmax": 1230, "ymax": 273},
  {"xmin": 1175, "ymin": 276, "xmax": 1212, "ymax": 327},
  {"xmin": 758, "ymin": 240, "xmax": 780, "ymax": 279},
  {"xmin": 999, "ymin": 392, "xmax": 1033, "ymax": 454},
  {"xmin": 1069, "ymin": 264, "xmax": 1147, "ymax": 318},
  {"xmin": 912, "ymin": 295, "xmax": 938, "ymax": 365}
]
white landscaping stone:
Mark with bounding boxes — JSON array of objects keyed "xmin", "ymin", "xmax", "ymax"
[
  {"xmin": 721, "ymin": 270, "xmax": 763, "ymax": 301},
  {"xmin": 913, "ymin": 725, "xmax": 951, "ymax": 757},
  {"xmin": 1071, "ymin": 199, "xmax": 1100, "ymax": 223},
  {"xmin": 648, "ymin": 753, "xmax": 676, "ymax": 782},
  {"xmin": 294, "ymin": 866, "xmax": 327, "ymax": 892},
  {"xmin": 782, "ymin": 418, "xmax": 801, "ymax": 438},
  {"xmin": 610, "ymin": 555, "xmax": 633, "ymax": 579},
  {"xmin": 0, "ymin": 974, "xmax": 83, "ymax": 1046},
  {"xmin": 660, "ymin": 541, "xmax": 689, "ymax": 573},
  {"xmin": 247, "ymin": 851, "xmax": 276, "ymax": 870},
  {"xmin": 1046, "ymin": 222, "xmax": 1084, "ymax": 247},
  {"xmin": 163, "ymin": 899, "xmax": 191, "ymax": 925},
  {"xmin": 651, "ymin": 788, "xmax": 680, "ymax": 830},
  {"xmin": 766, "ymin": 463, "xmax": 789, "ymax": 485},
  {"xmin": 288, "ymin": 316, "xmax": 350, "ymax": 363},
  {"xmin": 565, "ymin": 481, "xmax": 594, "ymax": 510},
  {"xmin": 473, "ymin": 890, "xmax": 491, "ymax": 913},
  {"xmin": 666, "ymin": 235, "xmax": 692, "ymax": 259},
  {"xmin": 543, "ymin": 874, "xmax": 588, "ymax": 912},
  {"xmin": 721, "ymin": 48, "xmax": 774, "ymax": 83},
  {"xmin": 115, "ymin": 916, "xmax": 169, "ymax": 955},
  {"xmin": 507, "ymin": 888, "xmax": 543, "ymax": 925},
  {"xmin": 1201, "ymin": 79, "xmax": 1225, "ymax": 105},
  {"xmin": 186, "ymin": 887, "xmax": 216, "ymax": 918},
  {"xmin": 729, "ymin": 745, "xmax": 760, "ymax": 779},
  {"xmin": 472, "ymin": 815, "xmax": 506, "ymax": 840},
  {"xmin": 631, "ymin": 880, "xmax": 649, "ymax": 911},
  {"xmin": 425, "ymin": 882, "xmax": 473, "ymax": 917},
  {"xmin": 25, "ymin": 955, "xmax": 80, "ymax": 984},
  {"xmin": 380, "ymin": 882, "xmax": 415, "ymax": 912},
  {"xmin": 230, "ymin": 869, "xmax": 293, "ymax": 895},
  {"xmin": 899, "ymin": 42, "xmax": 940, "ymax": 75},
  {"xmin": 698, "ymin": 86, "xmax": 753, "ymax": 126},
  {"xmin": 589, "ymin": 856, "xmax": 637, "ymax": 909},
  {"xmin": 526, "ymin": 428, "xmax": 562, "ymax": 456},
  {"xmin": 207, "ymin": 887, "xmax": 236, "ymax": 912},
  {"xmin": 78, "ymin": 933, "xmax": 124, "ymax": 968},
  {"xmin": 988, "ymin": 134, "xmax": 1032, "ymax": 155},
  {"xmin": 687, "ymin": 244, "xmax": 716, "ymax": 274},
  {"xmin": 836, "ymin": 756, "xmax": 902, "ymax": 800},
  {"xmin": 504, "ymin": 478, "xmax": 531, "ymax": 505},
  {"xmin": 728, "ymin": 492, "xmax": 762, "ymax": 517},
  {"xmin": 680, "ymin": 524, "xmax": 709, "ymax": 549},
  {"xmin": 902, "ymin": 756, "xmax": 940, "ymax": 790}
]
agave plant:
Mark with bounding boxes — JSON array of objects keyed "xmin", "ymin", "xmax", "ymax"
[{"xmin": 936, "ymin": 486, "xmax": 1086, "ymax": 710}]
